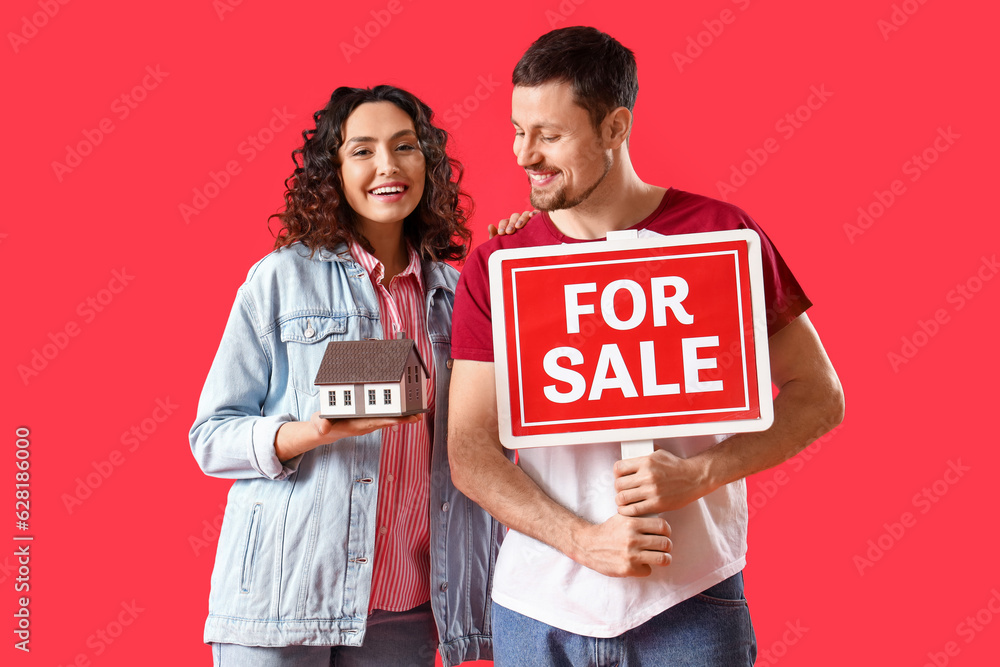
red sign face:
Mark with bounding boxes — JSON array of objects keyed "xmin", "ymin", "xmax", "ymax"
[{"xmin": 489, "ymin": 230, "xmax": 772, "ymax": 447}]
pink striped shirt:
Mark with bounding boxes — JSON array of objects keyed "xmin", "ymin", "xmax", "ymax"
[{"xmin": 349, "ymin": 239, "xmax": 433, "ymax": 613}]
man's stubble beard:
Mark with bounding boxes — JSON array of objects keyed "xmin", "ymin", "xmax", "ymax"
[{"xmin": 529, "ymin": 151, "xmax": 613, "ymax": 212}]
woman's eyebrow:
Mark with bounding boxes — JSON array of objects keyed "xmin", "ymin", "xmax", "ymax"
[{"xmin": 344, "ymin": 129, "xmax": 417, "ymax": 145}]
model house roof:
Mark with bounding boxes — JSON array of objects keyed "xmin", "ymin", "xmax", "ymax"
[{"xmin": 313, "ymin": 338, "xmax": 429, "ymax": 385}]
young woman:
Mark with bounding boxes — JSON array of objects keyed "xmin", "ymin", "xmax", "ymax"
[{"xmin": 190, "ymin": 85, "xmax": 506, "ymax": 666}]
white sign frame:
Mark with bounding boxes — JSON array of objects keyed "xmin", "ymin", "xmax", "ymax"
[{"xmin": 489, "ymin": 229, "xmax": 774, "ymax": 449}]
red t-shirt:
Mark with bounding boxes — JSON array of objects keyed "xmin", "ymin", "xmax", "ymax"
[{"xmin": 452, "ymin": 188, "xmax": 812, "ymax": 362}]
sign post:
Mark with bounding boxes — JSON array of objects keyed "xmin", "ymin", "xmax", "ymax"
[
  {"xmin": 608, "ymin": 230, "xmax": 654, "ymax": 461},
  {"xmin": 489, "ymin": 228, "xmax": 773, "ymax": 451}
]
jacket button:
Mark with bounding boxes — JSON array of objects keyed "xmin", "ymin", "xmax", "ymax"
[
  {"xmin": 446, "ymin": 359, "xmax": 454, "ymax": 369},
  {"xmin": 439, "ymin": 582, "xmax": 448, "ymax": 592},
  {"xmin": 304, "ymin": 327, "xmax": 315, "ymax": 338},
  {"xmin": 441, "ymin": 502, "xmax": 450, "ymax": 512}
]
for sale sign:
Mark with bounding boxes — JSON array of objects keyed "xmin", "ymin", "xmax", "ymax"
[{"xmin": 489, "ymin": 229, "xmax": 773, "ymax": 448}]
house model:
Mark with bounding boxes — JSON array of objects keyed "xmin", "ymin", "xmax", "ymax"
[{"xmin": 313, "ymin": 334, "xmax": 430, "ymax": 418}]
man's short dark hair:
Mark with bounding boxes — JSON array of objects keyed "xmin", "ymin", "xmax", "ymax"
[{"xmin": 512, "ymin": 26, "xmax": 638, "ymax": 131}]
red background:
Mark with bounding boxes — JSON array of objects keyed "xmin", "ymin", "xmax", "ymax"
[{"xmin": 3, "ymin": 0, "xmax": 998, "ymax": 664}]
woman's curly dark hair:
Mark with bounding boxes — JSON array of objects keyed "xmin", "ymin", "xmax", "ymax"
[{"xmin": 270, "ymin": 85, "xmax": 472, "ymax": 262}]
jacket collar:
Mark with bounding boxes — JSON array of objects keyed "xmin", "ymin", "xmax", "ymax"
[
  {"xmin": 421, "ymin": 259, "xmax": 453, "ymax": 296},
  {"xmin": 315, "ymin": 244, "xmax": 349, "ymax": 262}
]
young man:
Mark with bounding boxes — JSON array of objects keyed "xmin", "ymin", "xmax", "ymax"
[{"xmin": 448, "ymin": 27, "xmax": 844, "ymax": 665}]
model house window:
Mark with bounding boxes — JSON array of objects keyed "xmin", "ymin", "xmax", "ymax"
[
  {"xmin": 407, "ymin": 366, "xmax": 411, "ymax": 383},
  {"xmin": 344, "ymin": 391, "xmax": 352, "ymax": 406},
  {"xmin": 328, "ymin": 390, "xmax": 336, "ymax": 406},
  {"xmin": 384, "ymin": 389, "xmax": 392, "ymax": 404},
  {"xmin": 368, "ymin": 389, "xmax": 376, "ymax": 405}
]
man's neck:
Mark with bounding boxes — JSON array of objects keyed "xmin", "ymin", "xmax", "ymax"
[{"xmin": 548, "ymin": 160, "xmax": 666, "ymax": 240}]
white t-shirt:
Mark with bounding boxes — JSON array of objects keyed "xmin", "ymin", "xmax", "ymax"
[
  {"xmin": 452, "ymin": 191, "xmax": 811, "ymax": 638},
  {"xmin": 490, "ymin": 434, "xmax": 748, "ymax": 638}
]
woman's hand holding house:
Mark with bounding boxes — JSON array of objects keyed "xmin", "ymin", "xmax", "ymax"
[{"xmin": 273, "ymin": 412, "xmax": 421, "ymax": 463}]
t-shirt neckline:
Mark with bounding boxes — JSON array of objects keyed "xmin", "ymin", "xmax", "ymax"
[{"xmin": 539, "ymin": 187, "xmax": 676, "ymax": 244}]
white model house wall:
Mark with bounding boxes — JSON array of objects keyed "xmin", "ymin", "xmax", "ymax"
[
  {"xmin": 320, "ymin": 382, "xmax": 406, "ymax": 417},
  {"xmin": 363, "ymin": 382, "xmax": 402, "ymax": 415},
  {"xmin": 320, "ymin": 384, "xmax": 357, "ymax": 418}
]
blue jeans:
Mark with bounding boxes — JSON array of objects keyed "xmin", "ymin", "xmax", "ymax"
[
  {"xmin": 211, "ymin": 601, "xmax": 438, "ymax": 667},
  {"xmin": 492, "ymin": 573, "xmax": 756, "ymax": 667}
]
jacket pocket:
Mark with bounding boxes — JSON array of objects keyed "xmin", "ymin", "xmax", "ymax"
[
  {"xmin": 278, "ymin": 314, "xmax": 348, "ymax": 344},
  {"xmin": 239, "ymin": 503, "xmax": 263, "ymax": 594},
  {"xmin": 278, "ymin": 315, "xmax": 349, "ymax": 398}
]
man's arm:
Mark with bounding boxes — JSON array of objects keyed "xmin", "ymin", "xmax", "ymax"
[
  {"xmin": 448, "ymin": 359, "xmax": 673, "ymax": 577},
  {"xmin": 614, "ymin": 313, "xmax": 845, "ymax": 515}
]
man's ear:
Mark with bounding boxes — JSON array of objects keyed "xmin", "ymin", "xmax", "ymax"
[{"xmin": 603, "ymin": 107, "xmax": 633, "ymax": 149}]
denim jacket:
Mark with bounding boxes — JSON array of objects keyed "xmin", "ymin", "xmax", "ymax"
[{"xmin": 190, "ymin": 243, "xmax": 502, "ymax": 666}]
